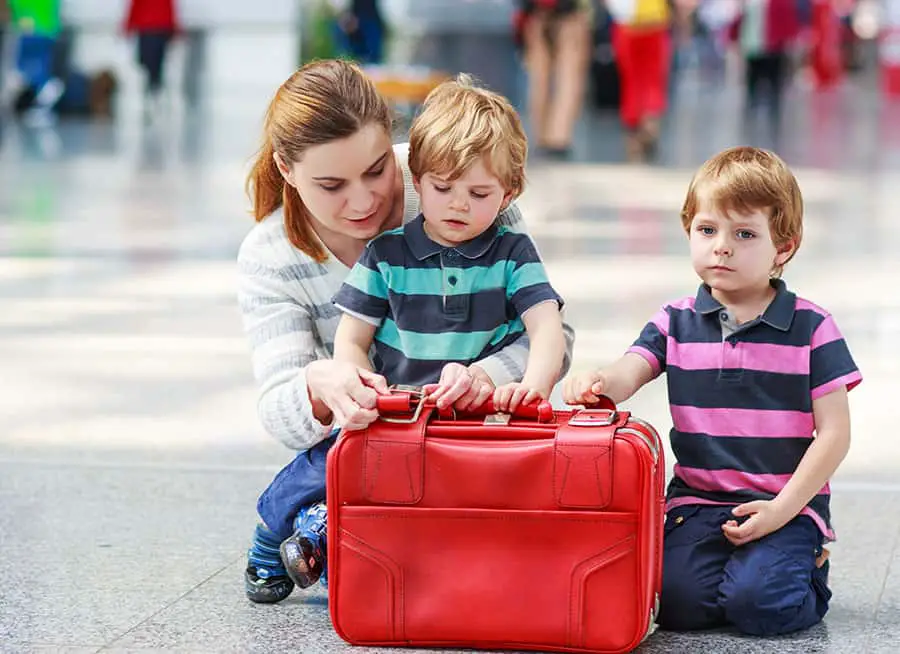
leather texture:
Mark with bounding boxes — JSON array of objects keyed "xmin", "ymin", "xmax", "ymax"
[{"xmin": 327, "ymin": 392, "xmax": 665, "ymax": 654}]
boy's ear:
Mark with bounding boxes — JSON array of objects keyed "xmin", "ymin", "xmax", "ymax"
[
  {"xmin": 774, "ymin": 239, "xmax": 796, "ymax": 266},
  {"xmin": 412, "ymin": 176, "xmax": 422, "ymax": 196},
  {"xmin": 499, "ymin": 190, "xmax": 513, "ymax": 212}
]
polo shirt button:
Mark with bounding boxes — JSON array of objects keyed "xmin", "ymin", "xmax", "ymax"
[
  {"xmin": 448, "ymin": 275, "xmax": 457, "ymax": 286},
  {"xmin": 719, "ymin": 312, "xmax": 728, "ymax": 322}
]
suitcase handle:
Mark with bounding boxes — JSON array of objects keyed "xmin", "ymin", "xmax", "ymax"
[{"xmin": 375, "ymin": 385, "xmax": 554, "ymax": 423}]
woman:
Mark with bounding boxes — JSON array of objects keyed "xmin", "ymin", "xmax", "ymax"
[
  {"xmin": 517, "ymin": 0, "xmax": 593, "ymax": 159},
  {"xmin": 239, "ymin": 59, "xmax": 574, "ymax": 602}
]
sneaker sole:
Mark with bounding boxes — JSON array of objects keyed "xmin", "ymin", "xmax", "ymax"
[{"xmin": 280, "ymin": 538, "xmax": 324, "ymax": 589}]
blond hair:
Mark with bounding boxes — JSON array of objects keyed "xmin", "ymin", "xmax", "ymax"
[
  {"xmin": 408, "ymin": 74, "xmax": 527, "ymax": 199},
  {"xmin": 246, "ymin": 60, "xmax": 392, "ymax": 263},
  {"xmin": 681, "ymin": 146, "xmax": 803, "ymax": 275}
]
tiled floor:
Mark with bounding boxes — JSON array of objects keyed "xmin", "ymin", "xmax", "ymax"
[{"xmin": 1, "ymin": 43, "xmax": 899, "ymax": 653}]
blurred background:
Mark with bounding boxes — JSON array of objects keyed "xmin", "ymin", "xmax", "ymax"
[{"xmin": 1, "ymin": 1, "xmax": 898, "ymax": 652}]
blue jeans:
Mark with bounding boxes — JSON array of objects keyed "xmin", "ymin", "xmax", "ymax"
[
  {"xmin": 657, "ymin": 505, "xmax": 831, "ymax": 636},
  {"xmin": 16, "ymin": 35, "xmax": 56, "ymax": 90},
  {"xmin": 256, "ymin": 432, "xmax": 338, "ymax": 541}
]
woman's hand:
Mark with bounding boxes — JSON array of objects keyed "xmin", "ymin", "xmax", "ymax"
[
  {"xmin": 428, "ymin": 363, "xmax": 495, "ymax": 411},
  {"xmin": 307, "ymin": 360, "xmax": 389, "ymax": 431}
]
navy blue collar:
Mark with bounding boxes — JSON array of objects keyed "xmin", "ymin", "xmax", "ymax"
[
  {"xmin": 403, "ymin": 214, "xmax": 500, "ymax": 261},
  {"xmin": 694, "ymin": 279, "xmax": 796, "ymax": 331}
]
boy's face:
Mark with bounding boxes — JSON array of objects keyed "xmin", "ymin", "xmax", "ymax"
[
  {"xmin": 688, "ymin": 203, "xmax": 794, "ymax": 297},
  {"xmin": 414, "ymin": 157, "xmax": 512, "ymax": 247}
]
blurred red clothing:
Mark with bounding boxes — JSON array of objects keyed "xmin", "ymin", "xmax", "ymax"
[
  {"xmin": 727, "ymin": 0, "xmax": 801, "ymax": 54},
  {"xmin": 124, "ymin": 0, "xmax": 178, "ymax": 33}
]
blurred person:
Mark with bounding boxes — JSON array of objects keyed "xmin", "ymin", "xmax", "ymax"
[
  {"xmin": 605, "ymin": 0, "xmax": 675, "ymax": 162},
  {"xmin": 516, "ymin": 0, "xmax": 593, "ymax": 158},
  {"xmin": 8, "ymin": 0, "xmax": 64, "ymax": 126},
  {"xmin": 238, "ymin": 60, "xmax": 574, "ymax": 603},
  {"xmin": 565, "ymin": 146, "xmax": 860, "ymax": 636},
  {"xmin": 0, "ymin": 1, "xmax": 9, "ymax": 97},
  {"xmin": 728, "ymin": 0, "xmax": 802, "ymax": 132},
  {"xmin": 12, "ymin": 68, "xmax": 117, "ymax": 120},
  {"xmin": 331, "ymin": 0, "xmax": 386, "ymax": 64},
  {"xmin": 124, "ymin": 0, "xmax": 178, "ymax": 113}
]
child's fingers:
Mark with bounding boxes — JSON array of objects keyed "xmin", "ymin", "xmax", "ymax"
[
  {"xmin": 428, "ymin": 385, "xmax": 446, "ymax": 402},
  {"xmin": 509, "ymin": 387, "xmax": 530, "ymax": 412},
  {"xmin": 493, "ymin": 386, "xmax": 511, "ymax": 412}
]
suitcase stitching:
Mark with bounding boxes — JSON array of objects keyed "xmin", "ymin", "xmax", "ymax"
[{"xmin": 568, "ymin": 534, "xmax": 637, "ymax": 648}]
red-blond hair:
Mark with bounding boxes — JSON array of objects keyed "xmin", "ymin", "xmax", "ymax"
[{"xmin": 681, "ymin": 146, "xmax": 803, "ymax": 276}]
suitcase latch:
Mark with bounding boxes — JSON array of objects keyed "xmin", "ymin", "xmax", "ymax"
[
  {"xmin": 568, "ymin": 409, "xmax": 618, "ymax": 427},
  {"xmin": 381, "ymin": 387, "xmax": 427, "ymax": 424}
]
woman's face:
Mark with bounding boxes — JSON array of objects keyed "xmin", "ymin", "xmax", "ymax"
[{"xmin": 277, "ymin": 123, "xmax": 398, "ymax": 243}]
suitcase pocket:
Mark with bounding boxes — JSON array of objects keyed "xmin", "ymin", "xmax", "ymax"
[{"xmin": 334, "ymin": 505, "xmax": 645, "ymax": 651}]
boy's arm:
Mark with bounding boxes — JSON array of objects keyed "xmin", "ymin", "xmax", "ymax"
[
  {"xmin": 724, "ymin": 313, "xmax": 861, "ymax": 546},
  {"xmin": 597, "ymin": 353, "xmax": 657, "ymax": 405},
  {"xmin": 563, "ymin": 306, "xmax": 669, "ymax": 406},
  {"xmin": 563, "ymin": 353, "xmax": 656, "ymax": 406},
  {"xmin": 517, "ymin": 301, "xmax": 567, "ymax": 396},
  {"xmin": 333, "ymin": 313, "xmax": 377, "ymax": 372},
  {"xmin": 724, "ymin": 388, "xmax": 851, "ymax": 546},
  {"xmin": 773, "ymin": 388, "xmax": 851, "ymax": 519},
  {"xmin": 480, "ymin": 209, "xmax": 574, "ymax": 386}
]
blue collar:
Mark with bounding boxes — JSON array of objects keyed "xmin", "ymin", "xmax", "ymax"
[
  {"xmin": 403, "ymin": 214, "xmax": 500, "ymax": 261},
  {"xmin": 694, "ymin": 279, "xmax": 796, "ymax": 331}
]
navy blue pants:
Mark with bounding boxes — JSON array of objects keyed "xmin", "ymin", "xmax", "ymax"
[
  {"xmin": 657, "ymin": 505, "xmax": 831, "ymax": 636},
  {"xmin": 256, "ymin": 433, "xmax": 338, "ymax": 541}
]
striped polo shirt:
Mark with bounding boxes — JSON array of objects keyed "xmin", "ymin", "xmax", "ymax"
[
  {"xmin": 628, "ymin": 280, "xmax": 861, "ymax": 540},
  {"xmin": 333, "ymin": 214, "xmax": 563, "ymax": 386}
]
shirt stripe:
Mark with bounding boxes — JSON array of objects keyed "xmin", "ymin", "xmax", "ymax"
[{"xmin": 667, "ymin": 340, "xmax": 810, "ymax": 375}]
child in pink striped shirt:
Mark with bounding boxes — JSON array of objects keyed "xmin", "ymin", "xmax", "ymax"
[{"xmin": 564, "ymin": 146, "xmax": 860, "ymax": 636}]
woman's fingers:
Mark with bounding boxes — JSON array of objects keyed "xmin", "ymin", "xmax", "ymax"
[{"xmin": 358, "ymin": 369, "xmax": 389, "ymax": 395}]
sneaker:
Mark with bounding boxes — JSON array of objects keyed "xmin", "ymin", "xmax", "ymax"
[
  {"xmin": 280, "ymin": 501, "xmax": 328, "ymax": 588},
  {"xmin": 244, "ymin": 565, "xmax": 294, "ymax": 604}
]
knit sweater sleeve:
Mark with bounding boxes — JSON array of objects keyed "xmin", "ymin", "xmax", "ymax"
[{"xmin": 236, "ymin": 221, "xmax": 333, "ymax": 451}]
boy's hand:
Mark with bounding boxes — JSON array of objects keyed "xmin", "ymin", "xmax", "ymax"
[
  {"xmin": 429, "ymin": 362, "xmax": 494, "ymax": 411},
  {"xmin": 562, "ymin": 369, "xmax": 607, "ymax": 405},
  {"xmin": 493, "ymin": 383, "xmax": 546, "ymax": 413},
  {"xmin": 721, "ymin": 500, "xmax": 793, "ymax": 547}
]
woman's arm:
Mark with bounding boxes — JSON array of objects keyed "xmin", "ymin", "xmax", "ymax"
[{"xmin": 237, "ymin": 252, "xmax": 334, "ymax": 450}]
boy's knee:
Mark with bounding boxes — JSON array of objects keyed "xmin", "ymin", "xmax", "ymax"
[
  {"xmin": 657, "ymin": 566, "xmax": 723, "ymax": 631},
  {"xmin": 720, "ymin": 547, "xmax": 822, "ymax": 636}
]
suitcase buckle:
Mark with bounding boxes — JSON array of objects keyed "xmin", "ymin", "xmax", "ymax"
[
  {"xmin": 381, "ymin": 388, "xmax": 427, "ymax": 424},
  {"xmin": 568, "ymin": 409, "xmax": 618, "ymax": 427}
]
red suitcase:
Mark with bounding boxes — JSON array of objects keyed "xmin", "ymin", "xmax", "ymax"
[{"xmin": 327, "ymin": 389, "xmax": 665, "ymax": 654}]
